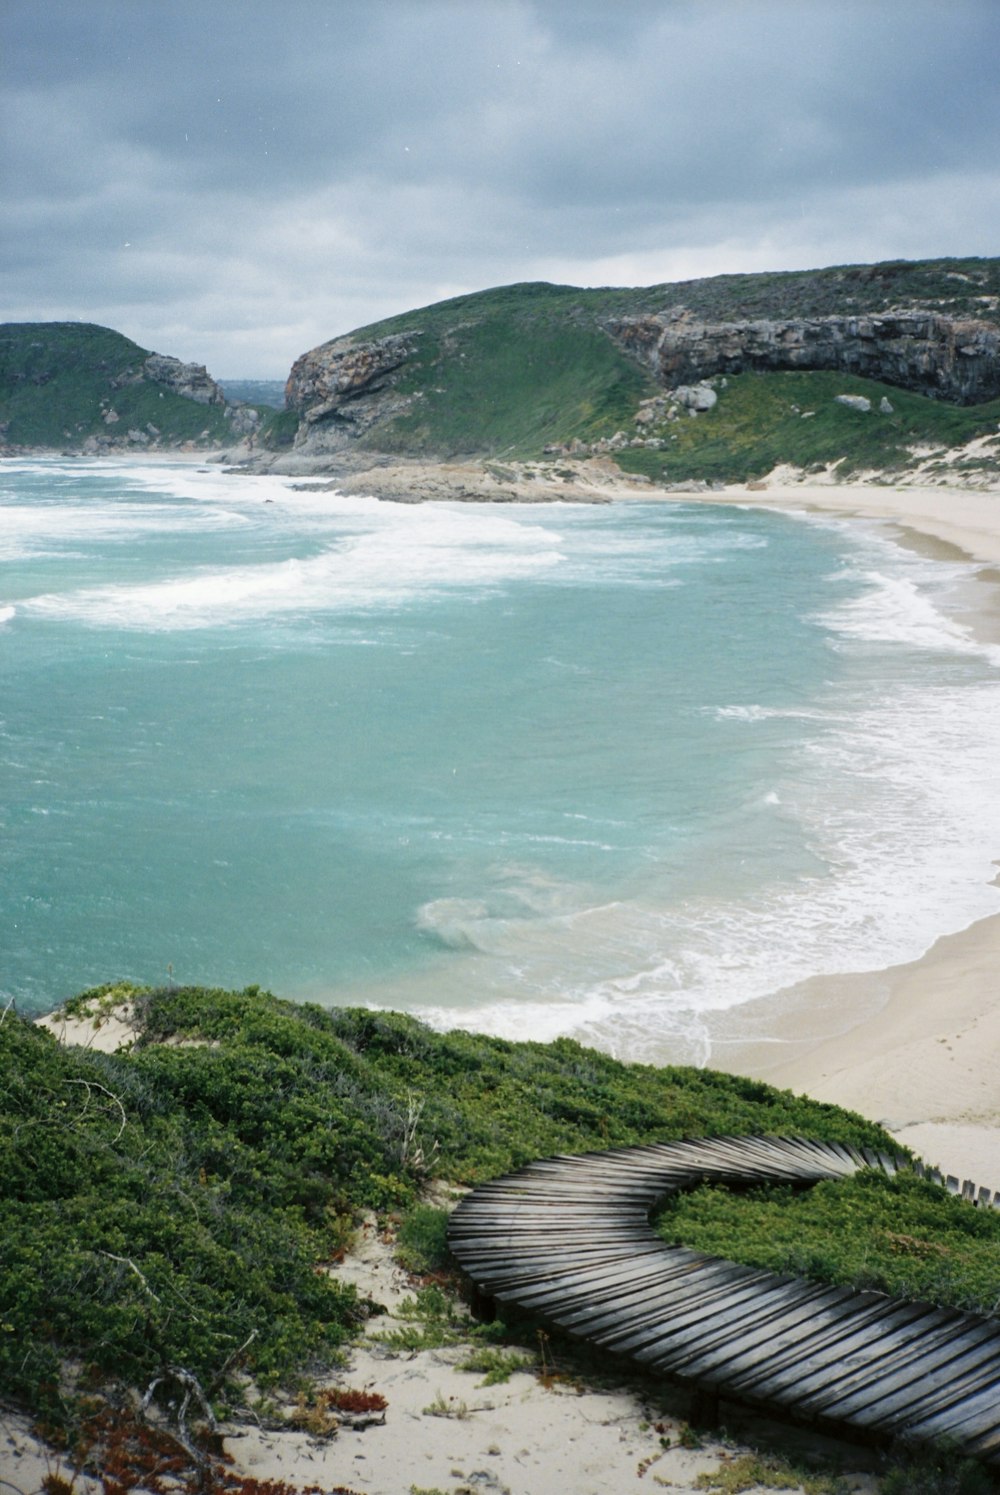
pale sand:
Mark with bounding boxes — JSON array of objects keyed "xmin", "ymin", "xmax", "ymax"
[{"xmin": 221, "ymin": 1219, "xmax": 881, "ymax": 1495}]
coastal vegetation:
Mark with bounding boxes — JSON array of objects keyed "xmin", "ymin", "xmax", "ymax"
[
  {"xmin": 614, "ymin": 370, "xmax": 1000, "ymax": 485},
  {"xmin": 655, "ymin": 1169, "xmax": 1000, "ymax": 1314},
  {"xmin": 7, "ymin": 258, "xmax": 1000, "ymax": 482},
  {"xmin": 4, "ymin": 980, "xmax": 998, "ymax": 1465},
  {"xmin": 0, "ymin": 322, "xmax": 247, "ymax": 450}
]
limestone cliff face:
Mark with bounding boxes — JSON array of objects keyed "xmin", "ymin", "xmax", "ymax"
[
  {"xmin": 603, "ymin": 311, "xmax": 1000, "ymax": 405},
  {"xmin": 284, "ymin": 332, "xmax": 419, "ymax": 454},
  {"xmin": 141, "ymin": 353, "xmax": 227, "ymax": 406},
  {"xmin": 272, "ymin": 270, "xmax": 1000, "ymax": 468}
]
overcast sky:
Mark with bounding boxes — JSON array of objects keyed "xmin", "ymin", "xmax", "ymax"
[{"xmin": 4, "ymin": 1, "xmax": 999, "ymax": 376}]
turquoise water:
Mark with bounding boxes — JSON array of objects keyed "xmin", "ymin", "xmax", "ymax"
[{"xmin": 3, "ymin": 458, "xmax": 1000, "ymax": 1062}]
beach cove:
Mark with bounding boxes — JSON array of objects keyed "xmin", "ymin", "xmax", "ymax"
[
  {"xmin": 4, "ymin": 456, "xmax": 1000, "ymax": 1188},
  {"xmin": 264, "ymin": 456, "xmax": 1000, "ymax": 1188},
  {"xmin": 8, "ymin": 457, "xmax": 1000, "ymax": 1494}
]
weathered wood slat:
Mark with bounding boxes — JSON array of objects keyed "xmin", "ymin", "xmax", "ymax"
[{"xmin": 447, "ymin": 1136, "xmax": 1000, "ymax": 1466}]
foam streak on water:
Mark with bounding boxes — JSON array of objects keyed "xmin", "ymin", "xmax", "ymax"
[{"xmin": 2, "ymin": 458, "xmax": 998, "ymax": 1064}]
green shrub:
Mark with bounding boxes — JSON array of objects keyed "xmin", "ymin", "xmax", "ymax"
[
  {"xmin": 0, "ymin": 980, "xmax": 916, "ymax": 1434},
  {"xmin": 395, "ymin": 1204, "xmax": 452, "ymax": 1274},
  {"xmin": 655, "ymin": 1169, "xmax": 1000, "ymax": 1316}
]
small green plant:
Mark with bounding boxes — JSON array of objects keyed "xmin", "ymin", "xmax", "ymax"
[
  {"xmin": 397, "ymin": 1284, "xmax": 453, "ymax": 1321},
  {"xmin": 877, "ymin": 1445, "xmax": 995, "ymax": 1494},
  {"xmin": 395, "ymin": 1204, "xmax": 452, "ymax": 1274},
  {"xmin": 422, "ymin": 1390, "xmax": 469, "ymax": 1419},
  {"xmin": 373, "ymin": 1283, "xmax": 468, "ymax": 1352},
  {"xmin": 457, "ymin": 1346, "xmax": 535, "ymax": 1385},
  {"xmin": 695, "ymin": 1450, "xmax": 851, "ymax": 1492}
]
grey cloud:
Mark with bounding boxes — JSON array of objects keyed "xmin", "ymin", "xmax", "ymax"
[{"xmin": 3, "ymin": 0, "xmax": 1000, "ymax": 374}]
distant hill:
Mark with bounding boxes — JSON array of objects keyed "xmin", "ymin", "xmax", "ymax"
[
  {"xmin": 0, "ymin": 322, "xmax": 262, "ymax": 453},
  {"xmin": 217, "ymin": 377, "xmax": 286, "ymax": 409},
  {"xmin": 262, "ymin": 258, "xmax": 1000, "ymax": 484}
]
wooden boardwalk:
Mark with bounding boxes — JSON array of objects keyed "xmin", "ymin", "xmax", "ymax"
[{"xmin": 447, "ymin": 1137, "xmax": 1000, "ymax": 1465}]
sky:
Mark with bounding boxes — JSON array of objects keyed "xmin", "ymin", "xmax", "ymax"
[{"xmin": 3, "ymin": 1, "xmax": 1000, "ymax": 377}]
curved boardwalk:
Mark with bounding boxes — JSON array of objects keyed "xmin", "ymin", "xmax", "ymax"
[{"xmin": 447, "ymin": 1137, "xmax": 1000, "ymax": 1465}]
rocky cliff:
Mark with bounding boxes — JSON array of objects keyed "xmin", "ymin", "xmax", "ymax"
[
  {"xmin": 267, "ymin": 260, "xmax": 1000, "ymax": 477},
  {"xmin": 283, "ymin": 331, "xmax": 418, "ymax": 454},
  {"xmin": 603, "ymin": 310, "xmax": 1000, "ymax": 405},
  {"xmin": 139, "ymin": 352, "xmax": 227, "ymax": 406}
]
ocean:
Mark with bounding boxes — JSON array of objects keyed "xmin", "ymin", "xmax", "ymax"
[{"xmin": 3, "ymin": 457, "xmax": 999, "ymax": 1065}]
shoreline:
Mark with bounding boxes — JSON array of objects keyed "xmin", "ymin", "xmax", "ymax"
[
  {"xmin": 657, "ymin": 475, "xmax": 1000, "ymax": 1185},
  {"xmin": 313, "ymin": 456, "xmax": 1000, "ymax": 1186},
  {"xmin": 322, "ymin": 456, "xmax": 1000, "ymax": 1185}
]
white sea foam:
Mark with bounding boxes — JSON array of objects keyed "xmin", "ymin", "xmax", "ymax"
[
  {"xmin": 0, "ymin": 605, "xmax": 14, "ymax": 625},
  {"xmin": 0, "ymin": 500, "xmax": 250, "ymax": 563},
  {"xmin": 22, "ymin": 503, "xmax": 567, "ymax": 629},
  {"xmin": 818, "ymin": 568, "xmax": 1000, "ymax": 662},
  {"xmin": 9, "ymin": 460, "xmax": 1000, "ymax": 1065},
  {"xmin": 412, "ymin": 663, "xmax": 1000, "ymax": 1065}
]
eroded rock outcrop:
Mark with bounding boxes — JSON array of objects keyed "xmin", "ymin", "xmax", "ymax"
[
  {"xmin": 284, "ymin": 332, "xmax": 419, "ymax": 454},
  {"xmin": 142, "ymin": 353, "xmax": 226, "ymax": 406},
  {"xmin": 603, "ymin": 311, "xmax": 1000, "ymax": 405}
]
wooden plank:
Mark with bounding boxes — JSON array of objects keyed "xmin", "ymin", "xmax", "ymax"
[
  {"xmin": 839, "ymin": 1341, "xmax": 1000, "ymax": 1434},
  {"xmin": 903, "ymin": 1375, "xmax": 1000, "ymax": 1443},
  {"xmin": 596, "ymin": 1271, "xmax": 798, "ymax": 1356},
  {"xmin": 799, "ymin": 1320, "xmax": 1000, "ymax": 1423},
  {"xmin": 447, "ymin": 1136, "xmax": 1000, "ymax": 1468},
  {"xmin": 706, "ymin": 1297, "xmax": 930, "ymax": 1400},
  {"xmin": 634, "ymin": 1281, "xmax": 834, "ymax": 1378},
  {"xmin": 560, "ymin": 1259, "xmax": 769, "ymax": 1340},
  {"xmin": 646, "ymin": 1281, "xmax": 853, "ymax": 1380},
  {"xmin": 498, "ymin": 1252, "xmax": 700, "ymax": 1312},
  {"xmin": 737, "ymin": 1300, "xmax": 940, "ymax": 1404}
]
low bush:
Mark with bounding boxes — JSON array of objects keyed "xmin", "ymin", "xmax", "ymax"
[
  {"xmin": 5, "ymin": 979, "xmax": 988, "ymax": 1447},
  {"xmin": 655, "ymin": 1169, "xmax": 1000, "ymax": 1316}
]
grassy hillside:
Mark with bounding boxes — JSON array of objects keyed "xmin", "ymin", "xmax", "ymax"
[
  {"xmin": 0, "ymin": 322, "xmax": 235, "ymax": 449},
  {"xmin": 4, "ymin": 980, "xmax": 997, "ymax": 1448},
  {"xmin": 616, "ymin": 369, "xmax": 1000, "ymax": 484},
  {"xmin": 350, "ymin": 258, "xmax": 1000, "ymax": 340},
  {"xmin": 284, "ymin": 259, "xmax": 1000, "ymax": 475},
  {"xmin": 368, "ymin": 302, "xmax": 655, "ymax": 458}
]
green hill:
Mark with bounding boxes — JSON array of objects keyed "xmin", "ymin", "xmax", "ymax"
[
  {"xmin": 272, "ymin": 259, "xmax": 1000, "ymax": 481},
  {"xmin": 0, "ymin": 322, "xmax": 251, "ymax": 451}
]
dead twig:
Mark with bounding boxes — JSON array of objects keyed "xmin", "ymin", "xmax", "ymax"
[
  {"xmin": 98, "ymin": 1250, "xmax": 161, "ymax": 1302},
  {"xmin": 64, "ymin": 1077, "xmax": 127, "ymax": 1142}
]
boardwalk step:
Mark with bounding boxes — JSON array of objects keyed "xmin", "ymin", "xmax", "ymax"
[{"xmin": 447, "ymin": 1136, "xmax": 1000, "ymax": 1466}]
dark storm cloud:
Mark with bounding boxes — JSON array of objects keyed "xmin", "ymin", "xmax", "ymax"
[{"xmin": 3, "ymin": 0, "xmax": 1000, "ymax": 373}]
